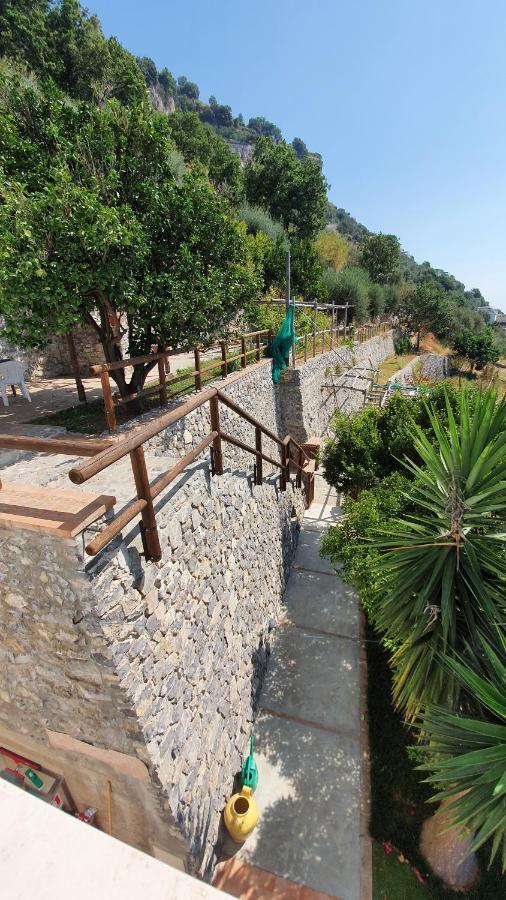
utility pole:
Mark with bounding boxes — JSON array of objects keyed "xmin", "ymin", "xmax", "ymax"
[{"xmin": 285, "ymin": 249, "xmax": 291, "ymax": 313}]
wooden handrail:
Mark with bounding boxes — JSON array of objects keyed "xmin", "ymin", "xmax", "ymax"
[
  {"xmin": 69, "ymin": 388, "xmax": 218, "ymax": 484},
  {"xmin": 216, "ymin": 390, "xmax": 284, "ymax": 449},
  {"xmin": 0, "ymin": 435, "xmax": 113, "ymax": 456}
]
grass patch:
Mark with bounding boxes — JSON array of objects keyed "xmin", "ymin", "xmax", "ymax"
[
  {"xmin": 373, "ymin": 841, "xmax": 428, "ymax": 899},
  {"xmin": 378, "ymin": 354, "xmax": 416, "ymax": 383},
  {"xmin": 367, "ymin": 621, "xmax": 505, "ymax": 898}
]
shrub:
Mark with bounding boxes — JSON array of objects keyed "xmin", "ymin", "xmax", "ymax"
[
  {"xmin": 321, "ymin": 473, "xmax": 411, "ymax": 621},
  {"xmin": 393, "ymin": 336, "xmax": 412, "ymax": 355}
]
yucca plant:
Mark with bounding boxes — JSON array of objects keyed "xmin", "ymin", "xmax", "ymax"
[
  {"xmin": 372, "ymin": 388, "xmax": 506, "ymax": 719},
  {"xmin": 418, "ymin": 637, "xmax": 506, "ymax": 871}
]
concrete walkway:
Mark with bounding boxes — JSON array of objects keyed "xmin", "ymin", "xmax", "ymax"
[{"xmin": 216, "ymin": 473, "xmax": 366, "ymax": 900}]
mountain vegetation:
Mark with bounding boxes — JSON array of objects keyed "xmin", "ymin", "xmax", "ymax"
[{"xmin": 0, "ymin": 0, "xmax": 501, "ymax": 397}]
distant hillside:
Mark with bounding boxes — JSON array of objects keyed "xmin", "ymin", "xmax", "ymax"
[
  {"xmin": 326, "ymin": 202, "xmax": 488, "ymax": 309},
  {"xmin": 136, "ymin": 56, "xmax": 321, "ymax": 164}
]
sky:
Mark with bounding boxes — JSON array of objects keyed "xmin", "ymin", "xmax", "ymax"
[{"xmin": 91, "ymin": 0, "xmax": 506, "ymax": 308}]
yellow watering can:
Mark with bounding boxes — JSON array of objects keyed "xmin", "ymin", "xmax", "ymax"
[{"xmin": 223, "ymin": 786, "xmax": 259, "ymax": 843}]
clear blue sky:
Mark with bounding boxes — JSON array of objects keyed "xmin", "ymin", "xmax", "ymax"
[{"xmin": 92, "ymin": 0, "xmax": 506, "ymax": 308}]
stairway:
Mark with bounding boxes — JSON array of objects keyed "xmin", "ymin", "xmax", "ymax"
[{"xmin": 215, "ymin": 472, "xmax": 367, "ymax": 900}]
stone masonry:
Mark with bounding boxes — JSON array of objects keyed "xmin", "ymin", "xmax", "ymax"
[
  {"xmin": 0, "ymin": 463, "xmax": 304, "ymax": 877},
  {"xmin": 0, "ymin": 331, "xmax": 394, "ymax": 878},
  {"xmin": 0, "ymin": 323, "xmax": 106, "ymax": 379},
  {"xmin": 279, "ymin": 332, "xmax": 395, "ymax": 442},
  {"xmin": 120, "ymin": 333, "xmax": 395, "ymax": 470},
  {"xmin": 389, "ymin": 352, "xmax": 449, "ymax": 385}
]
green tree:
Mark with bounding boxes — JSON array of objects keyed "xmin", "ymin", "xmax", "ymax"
[
  {"xmin": 0, "ymin": 75, "xmax": 258, "ymax": 403},
  {"xmin": 331, "ymin": 266, "xmax": 371, "ymax": 322},
  {"xmin": 418, "ymin": 639, "xmax": 506, "ymax": 872},
  {"xmin": 452, "ymin": 328, "xmax": 499, "ymax": 371},
  {"xmin": 47, "ymin": 0, "xmax": 145, "ymax": 104},
  {"xmin": 247, "ymin": 116, "xmax": 282, "ymax": 141},
  {"xmin": 372, "ymin": 389, "xmax": 506, "ymax": 719},
  {"xmin": 0, "ymin": 0, "xmax": 51, "ymax": 75},
  {"xmin": 324, "ymin": 406, "xmax": 383, "ymax": 496},
  {"xmin": 291, "ymin": 136, "xmax": 308, "ymax": 159},
  {"xmin": 399, "ymin": 282, "xmax": 445, "ymax": 349},
  {"xmin": 244, "ymin": 137, "xmax": 328, "ymax": 239},
  {"xmin": 359, "ymin": 233, "xmax": 400, "ymax": 284},
  {"xmin": 164, "ymin": 110, "xmax": 242, "ymax": 201}
]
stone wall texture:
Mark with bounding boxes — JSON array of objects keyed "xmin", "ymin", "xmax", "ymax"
[
  {"xmin": 390, "ymin": 352, "xmax": 449, "ymax": 385},
  {"xmin": 0, "ymin": 331, "xmax": 394, "ymax": 877},
  {"xmin": 121, "ymin": 332, "xmax": 395, "ymax": 472},
  {"xmin": 0, "ymin": 323, "xmax": 106, "ymax": 379},
  {"xmin": 0, "ymin": 465, "xmax": 303, "ymax": 877},
  {"xmin": 279, "ymin": 333, "xmax": 395, "ymax": 441}
]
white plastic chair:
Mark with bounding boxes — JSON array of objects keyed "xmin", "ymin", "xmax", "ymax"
[{"xmin": 0, "ymin": 360, "xmax": 31, "ymax": 407}]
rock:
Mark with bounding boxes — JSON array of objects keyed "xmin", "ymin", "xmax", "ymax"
[
  {"xmin": 5, "ymin": 592, "xmax": 27, "ymax": 610},
  {"xmin": 420, "ymin": 806, "xmax": 480, "ymax": 892}
]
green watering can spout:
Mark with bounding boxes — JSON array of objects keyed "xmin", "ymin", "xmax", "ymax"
[{"xmin": 240, "ymin": 736, "xmax": 258, "ymax": 791}]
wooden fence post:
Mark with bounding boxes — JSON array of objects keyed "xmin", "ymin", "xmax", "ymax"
[
  {"xmin": 209, "ymin": 394, "xmax": 223, "ymax": 475},
  {"xmin": 157, "ymin": 357, "xmax": 167, "ymax": 407},
  {"xmin": 296, "ymin": 447, "xmax": 303, "ymax": 488},
  {"xmin": 129, "ymin": 446, "xmax": 161, "ymax": 561},
  {"xmin": 100, "ymin": 369, "xmax": 117, "ymax": 433},
  {"xmin": 194, "ymin": 346, "xmax": 202, "ymax": 392},
  {"xmin": 255, "ymin": 332, "xmax": 261, "ymax": 362},
  {"xmin": 280, "ymin": 436, "xmax": 290, "ymax": 492},
  {"xmin": 221, "ymin": 341, "xmax": 228, "ymax": 379},
  {"xmin": 255, "ymin": 426, "xmax": 263, "ymax": 485},
  {"xmin": 241, "ymin": 335, "xmax": 247, "ymax": 369}
]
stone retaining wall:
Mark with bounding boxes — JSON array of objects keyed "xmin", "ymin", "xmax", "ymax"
[
  {"xmin": 0, "ymin": 466, "xmax": 303, "ymax": 877},
  {"xmin": 389, "ymin": 352, "xmax": 449, "ymax": 385},
  {"xmin": 278, "ymin": 332, "xmax": 395, "ymax": 441},
  {"xmin": 125, "ymin": 332, "xmax": 395, "ymax": 470},
  {"xmin": 0, "ymin": 323, "xmax": 106, "ymax": 379}
]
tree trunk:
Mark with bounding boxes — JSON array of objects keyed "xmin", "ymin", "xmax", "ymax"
[{"xmin": 86, "ymin": 297, "xmax": 164, "ymax": 420}]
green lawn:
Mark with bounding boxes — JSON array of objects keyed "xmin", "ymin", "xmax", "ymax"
[
  {"xmin": 373, "ymin": 841, "xmax": 428, "ymax": 900},
  {"xmin": 367, "ymin": 621, "xmax": 505, "ymax": 898},
  {"xmin": 377, "ymin": 354, "xmax": 416, "ymax": 383}
]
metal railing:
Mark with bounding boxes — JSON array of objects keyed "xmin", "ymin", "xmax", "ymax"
[{"xmin": 0, "ymin": 389, "xmax": 314, "ymax": 561}]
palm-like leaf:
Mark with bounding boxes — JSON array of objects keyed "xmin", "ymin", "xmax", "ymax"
[
  {"xmin": 418, "ymin": 636, "xmax": 506, "ymax": 872},
  {"xmin": 372, "ymin": 388, "xmax": 506, "ymax": 718}
]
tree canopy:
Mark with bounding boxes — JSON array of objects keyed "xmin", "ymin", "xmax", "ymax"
[
  {"xmin": 0, "ymin": 72, "xmax": 258, "ymax": 398},
  {"xmin": 244, "ymin": 137, "xmax": 328, "ymax": 239},
  {"xmin": 359, "ymin": 233, "xmax": 400, "ymax": 284}
]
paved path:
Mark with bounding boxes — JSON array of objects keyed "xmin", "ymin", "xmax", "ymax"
[{"xmin": 217, "ymin": 473, "xmax": 366, "ymax": 900}]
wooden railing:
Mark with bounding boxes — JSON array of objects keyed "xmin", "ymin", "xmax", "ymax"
[
  {"xmin": 90, "ymin": 329, "xmax": 272, "ymax": 433},
  {"xmin": 91, "ymin": 322, "xmax": 391, "ymax": 434},
  {"xmin": 0, "ymin": 388, "xmax": 314, "ymax": 561},
  {"xmin": 295, "ymin": 320, "xmax": 391, "ymax": 362}
]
